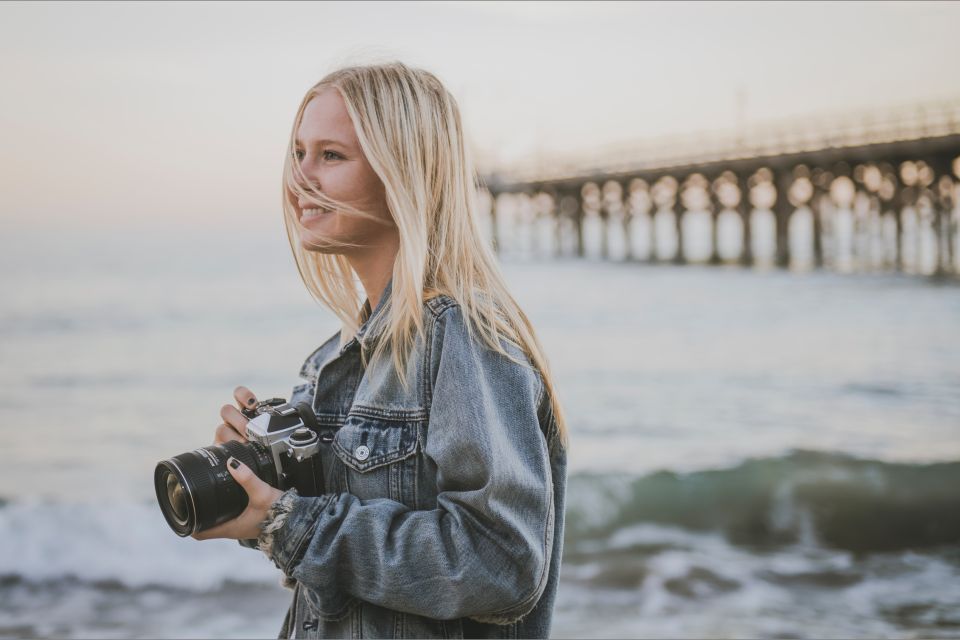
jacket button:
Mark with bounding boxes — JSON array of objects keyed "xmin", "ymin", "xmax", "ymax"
[{"xmin": 355, "ymin": 445, "xmax": 370, "ymax": 461}]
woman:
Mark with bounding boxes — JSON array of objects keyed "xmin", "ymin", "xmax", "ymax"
[{"xmin": 193, "ymin": 61, "xmax": 569, "ymax": 639}]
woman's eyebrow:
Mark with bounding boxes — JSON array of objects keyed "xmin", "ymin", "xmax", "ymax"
[{"xmin": 294, "ymin": 138, "xmax": 348, "ymax": 147}]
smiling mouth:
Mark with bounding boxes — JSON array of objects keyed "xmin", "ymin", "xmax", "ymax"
[{"xmin": 301, "ymin": 207, "xmax": 332, "ymax": 219}]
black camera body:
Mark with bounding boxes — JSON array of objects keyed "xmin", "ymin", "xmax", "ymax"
[{"xmin": 154, "ymin": 398, "xmax": 326, "ymax": 537}]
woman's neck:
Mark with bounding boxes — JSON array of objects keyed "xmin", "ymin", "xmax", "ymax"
[{"xmin": 347, "ymin": 235, "xmax": 400, "ymax": 313}]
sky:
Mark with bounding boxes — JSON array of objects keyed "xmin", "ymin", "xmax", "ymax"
[{"xmin": 1, "ymin": 0, "xmax": 959, "ymax": 231}]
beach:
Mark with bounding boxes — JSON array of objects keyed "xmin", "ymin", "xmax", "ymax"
[{"xmin": 1, "ymin": 225, "xmax": 958, "ymax": 638}]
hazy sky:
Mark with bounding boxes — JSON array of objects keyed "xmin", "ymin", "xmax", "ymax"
[{"xmin": 2, "ymin": 1, "xmax": 958, "ymax": 230}]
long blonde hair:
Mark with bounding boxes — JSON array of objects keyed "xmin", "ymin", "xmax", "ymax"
[{"xmin": 281, "ymin": 61, "xmax": 568, "ymax": 447}]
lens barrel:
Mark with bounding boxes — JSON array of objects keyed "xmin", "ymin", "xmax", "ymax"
[{"xmin": 154, "ymin": 440, "xmax": 276, "ymax": 537}]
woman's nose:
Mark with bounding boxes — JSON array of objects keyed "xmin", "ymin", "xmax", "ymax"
[{"xmin": 293, "ymin": 160, "xmax": 319, "ymax": 192}]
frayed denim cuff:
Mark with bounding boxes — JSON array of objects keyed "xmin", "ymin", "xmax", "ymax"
[
  {"xmin": 257, "ymin": 488, "xmax": 298, "ymax": 558},
  {"xmin": 257, "ymin": 488, "xmax": 332, "ymax": 579}
]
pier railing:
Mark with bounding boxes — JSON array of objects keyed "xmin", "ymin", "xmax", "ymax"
[
  {"xmin": 477, "ymin": 98, "xmax": 960, "ymax": 278},
  {"xmin": 484, "ymin": 98, "xmax": 960, "ymax": 184}
]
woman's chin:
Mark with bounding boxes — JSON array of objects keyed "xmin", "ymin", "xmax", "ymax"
[
  {"xmin": 300, "ymin": 235, "xmax": 336, "ymax": 254},
  {"xmin": 296, "ymin": 220, "xmax": 334, "ymax": 252}
]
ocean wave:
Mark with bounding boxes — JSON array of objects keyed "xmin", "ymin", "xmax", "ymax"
[
  {"xmin": 0, "ymin": 450, "xmax": 958, "ymax": 592},
  {"xmin": 0, "ymin": 576, "xmax": 289, "ymax": 640},
  {"xmin": 566, "ymin": 449, "xmax": 960, "ymax": 553},
  {"xmin": 0, "ymin": 501, "xmax": 280, "ymax": 591}
]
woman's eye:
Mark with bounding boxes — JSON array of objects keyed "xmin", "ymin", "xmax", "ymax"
[{"xmin": 294, "ymin": 150, "xmax": 341, "ymax": 162}]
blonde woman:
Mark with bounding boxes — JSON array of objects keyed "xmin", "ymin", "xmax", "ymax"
[{"xmin": 194, "ymin": 61, "xmax": 568, "ymax": 639}]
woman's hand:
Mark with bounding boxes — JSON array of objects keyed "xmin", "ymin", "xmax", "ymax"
[
  {"xmin": 194, "ymin": 385, "xmax": 282, "ymax": 541},
  {"xmin": 213, "ymin": 385, "xmax": 260, "ymax": 445},
  {"xmin": 191, "ymin": 457, "xmax": 284, "ymax": 541}
]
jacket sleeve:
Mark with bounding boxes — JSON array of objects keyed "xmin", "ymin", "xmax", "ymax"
[{"xmin": 256, "ymin": 305, "xmax": 555, "ymax": 623}]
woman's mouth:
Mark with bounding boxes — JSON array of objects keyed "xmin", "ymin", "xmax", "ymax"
[{"xmin": 301, "ymin": 208, "xmax": 332, "ymax": 219}]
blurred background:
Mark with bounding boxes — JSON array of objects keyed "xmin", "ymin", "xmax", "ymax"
[{"xmin": 1, "ymin": 1, "xmax": 959, "ymax": 638}]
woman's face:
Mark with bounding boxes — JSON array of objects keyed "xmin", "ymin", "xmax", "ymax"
[{"xmin": 292, "ymin": 88, "xmax": 395, "ymax": 256}]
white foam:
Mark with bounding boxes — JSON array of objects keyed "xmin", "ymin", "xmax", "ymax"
[{"xmin": 0, "ymin": 499, "xmax": 280, "ymax": 589}]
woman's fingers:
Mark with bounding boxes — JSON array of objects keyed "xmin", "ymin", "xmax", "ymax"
[
  {"xmin": 225, "ymin": 458, "xmax": 277, "ymax": 506},
  {"xmin": 220, "ymin": 404, "xmax": 250, "ymax": 439},
  {"xmin": 234, "ymin": 386, "xmax": 258, "ymax": 410},
  {"xmin": 211, "ymin": 386, "xmax": 258, "ymax": 445},
  {"xmin": 213, "ymin": 422, "xmax": 245, "ymax": 445},
  {"xmin": 191, "ymin": 458, "xmax": 284, "ymax": 541}
]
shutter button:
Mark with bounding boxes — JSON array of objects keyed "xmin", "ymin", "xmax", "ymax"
[{"xmin": 355, "ymin": 445, "xmax": 370, "ymax": 461}]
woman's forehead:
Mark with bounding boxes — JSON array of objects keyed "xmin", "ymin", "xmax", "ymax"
[{"xmin": 296, "ymin": 90, "xmax": 356, "ymax": 147}]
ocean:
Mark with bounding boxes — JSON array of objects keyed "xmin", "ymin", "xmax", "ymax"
[{"xmin": 1, "ymin": 223, "xmax": 958, "ymax": 638}]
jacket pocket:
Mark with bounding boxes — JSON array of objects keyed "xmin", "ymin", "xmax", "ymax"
[{"xmin": 331, "ymin": 409, "xmax": 421, "ymax": 504}]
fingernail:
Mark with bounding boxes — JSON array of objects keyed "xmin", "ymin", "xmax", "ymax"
[{"xmin": 228, "ymin": 457, "xmax": 241, "ymax": 469}]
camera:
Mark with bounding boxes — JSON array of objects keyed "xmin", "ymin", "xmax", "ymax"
[{"xmin": 154, "ymin": 397, "xmax": 326, "ymax": 537}]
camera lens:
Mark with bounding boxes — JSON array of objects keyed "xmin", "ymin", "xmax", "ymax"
[
  {"xmin": 166, "ymin": 473, "xmax": 189, "ymax": 524},
  {"xmin": 154, "ymin": 440, "xmax": 276, "ymax": 537}
]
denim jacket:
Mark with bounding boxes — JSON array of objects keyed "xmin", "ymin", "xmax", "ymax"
[{"xmin": 245, "ymin": 279, "xmax": 567, "ymax": 639}]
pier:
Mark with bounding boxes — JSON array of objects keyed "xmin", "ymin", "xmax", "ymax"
[{"xmin": 480, "ymin": 99, "xmax": 960, "ymax": 277}]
